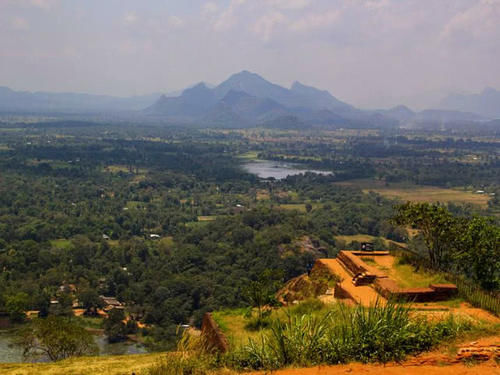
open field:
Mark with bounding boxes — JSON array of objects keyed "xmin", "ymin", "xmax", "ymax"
[
  {"xmin": 104, "ymin": 165, "xmax": 148, "ymax": 174},
  {"xmin": 335, "ymin": 234, "xmax": 407, "ymax": 249},
  {"xmin": 279, "ymin": 203, "xmax": 321, "ymax": 212},
  {"xmin": 237, "ymin": 151, "xmax": 259, "ymax": 159},
  {"xmin": 369, "ymin": 255, "xmax": 449, "ymax": 288},
  {"xmin": 50, "ymin": 239, "xmax": 72, "ymax": 249},
  {"xmin": 197, "ymin": 216, "xmax": 217, "ymax": 221},
  {"xmin": 212, "ymin": 308, "xmax": 269, "ymax": 348},
  {"xmin": 335, "ymin": 179, "xmax": 491, "ymax": 208}
]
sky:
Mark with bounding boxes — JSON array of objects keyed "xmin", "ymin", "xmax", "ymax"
[{"xmin": 1, "ymin": 0, "xmax": 499, "ymax": 109}]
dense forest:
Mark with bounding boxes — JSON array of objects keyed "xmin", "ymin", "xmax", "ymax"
[{"xmin": 0, "ymin": 122, "xmax": 498, "ymax": 349}]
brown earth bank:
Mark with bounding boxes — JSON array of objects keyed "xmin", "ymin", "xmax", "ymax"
[
  {"xmin": 252, "ymin": 335, "xmax": 500, "ymax": 375},
  {"xmin": 251, "ymin": 362, "xmax": 499, "ymax": 375}
]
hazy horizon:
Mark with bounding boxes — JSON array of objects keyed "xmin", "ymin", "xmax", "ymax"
[{"xmin": 1, "ymin": 0, "xmax": 499, "ymax": 110}]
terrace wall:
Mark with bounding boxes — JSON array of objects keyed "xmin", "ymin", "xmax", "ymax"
[
  {"xmin": 337, "ymin": 251, "xmax": 387, "ymax": 278},
  {"xmin": 375, "ymin": 278, "xmax": 458, "ymax": 302},
  {"xmin": 201, "ymin": 313, "xmax": 230, "ymax": 353}
]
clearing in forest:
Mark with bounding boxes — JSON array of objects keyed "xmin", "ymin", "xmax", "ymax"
[{"xmin": 335, "ymin": 179, "xmax": 491, "ymax": 208}]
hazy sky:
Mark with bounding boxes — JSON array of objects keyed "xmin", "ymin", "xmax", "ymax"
[{"xmin": 1, "ymin": 0, "xmax": 499, "ymax": 109}]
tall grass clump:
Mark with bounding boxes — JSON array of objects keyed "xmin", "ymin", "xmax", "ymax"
[
  {"xmin": 233, "ymin": 300, "xmax": 473, "ymax": 370},
  {"xmin": 146, "ymin": 326, "xmax": 219, "ymax": 375}
]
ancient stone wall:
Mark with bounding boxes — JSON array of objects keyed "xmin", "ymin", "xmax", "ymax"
[
  {"xmin": 375, "ymin": 278, "xmax": 458, "ymax": 302},
  {"xmin": 201, "ymin": 312, "xmax": 230, "ymax": 353}
]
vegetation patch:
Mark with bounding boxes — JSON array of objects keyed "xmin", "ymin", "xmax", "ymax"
[
  {"xmin": 336, "ymin": 179, "xmax": 491, "ymax": 208},
  {"xmin": 391, "ymin": 262, "xmax": 449, "ymax": 289},
  {"xmin": 49, "ymin": 239, "xmax": 72, "ymax": 249},
  {"xmin": 229, "ymin": 301, "xmax": 475, "ymax": 370}
]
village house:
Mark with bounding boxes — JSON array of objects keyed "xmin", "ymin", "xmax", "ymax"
[{"xmin": 100, "ymin": 296, "xmax": 124, "ymax": 312}]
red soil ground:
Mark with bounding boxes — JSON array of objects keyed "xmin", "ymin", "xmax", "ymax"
[
  {"xmin": 253, "ymin": 335, "xmax": 500, "ymax": 375},
  {"xmin": 253, "ymin": 362, "xmax": 499, "ymax": 375}
]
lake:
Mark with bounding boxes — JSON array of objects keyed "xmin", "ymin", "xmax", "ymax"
[
  {"xmin": 243, "ymin": 160, "xmax": 332, "ymax": 180},
  {"xmin": 0, "ymin": 329, "xmax": 146, "ymax": 363}
]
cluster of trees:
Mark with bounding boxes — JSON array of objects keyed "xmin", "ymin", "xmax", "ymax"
[
  {"xmin": 0, "ymin": 124, "xmax": 498, "ymax": 352},
  {"xmin": 393, "ymin": 202, "xmax": 499, "ymax": 291}
]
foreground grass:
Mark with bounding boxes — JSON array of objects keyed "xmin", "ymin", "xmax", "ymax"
[
  {"xmin": 0, "ymin": 352, "xmax": 166, "ymax": 375},
  {"xmin": 3, "ymin": 301, "xmax": 490, "ymax": 375},
  {"xmin": 212, "ymin": 308, "xmax": 269, "ymax": 349},
  {"xmin": 228, "ymin": 301, "xmax": 475, "ymax": 370}
]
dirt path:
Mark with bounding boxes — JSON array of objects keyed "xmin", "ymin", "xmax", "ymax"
[{"xmin": 319, "ymin": 259, "xmax": 385, "ymax": 306}]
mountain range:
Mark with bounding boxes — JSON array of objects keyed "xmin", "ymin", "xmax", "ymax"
[
  {"xmin": 439, "ymin": 87, "xmax": 500, "ymax": 119},
  {"xmin": 1, "ymin": 71, "xmax": 499, "ymax": 129},
  {"xmin": 0, "ymin": 86, "xmax": 162, "ymax": 113},
  {"xmin": 145, "ymin": 71, "xmax": 363, "ymax": 128},
  {"xmin": 146, "ymin": 71, "xmax": 495, "ymax": 128}
]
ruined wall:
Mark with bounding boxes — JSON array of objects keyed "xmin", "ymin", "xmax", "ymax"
[
  {"xmin": 201, "ymin": 312, "xmax": 230, "ymax": 353},
  {"xmin": 374, "ymin": 278, "xmax": 458, "ymax": 302},
  {"xmin": 337, "ymin": 251, "xmax": 387, "ymax": 279}
]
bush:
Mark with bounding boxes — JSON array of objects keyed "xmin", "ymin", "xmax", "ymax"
[
  {"xmin": 17, "ymin": 316, "xmax": 98, "ymax": 361},
  {"xmin": 233, "ymin": 300, "xmax": 473, "ymax": 370},
  {"xmin": 288, "ymin": 299, "xmax": 326, "ymax": 316},
  {"xmin": 244, "ymin": 315, "xmax": 272, "ymax": 331},
  {"xmin": 146, "ymin": 355, "xmax": 213, "ymax": 375}
]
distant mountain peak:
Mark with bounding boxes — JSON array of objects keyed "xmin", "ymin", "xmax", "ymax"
[
  {"xmin": 182, "ymin": 82, "xmax": 209, "ymax": 94},
  {"xmin": 389, "ymin": 105, "xmax": 414, "ymax": 114},
  {"xmin": 291, "ymin": 81, "xmax": 323, "ymax": 92},
  {"xmin": 222, "ymin": 71, "xmax": 268, "ymax": 86},
  {"xmin": 481, "ymin": 87, "xmax": 498, "ymax": 95},
  {"xmin": 232, "ymin": 70, "xmax": 260, "ymax": 77},
  {"xmin": 222, "ymin": 89, "xmax": 252, "ymax": 101},
  {"xmin": 291, "ymin": 81, "xmax": 305, "ymax": 89}
]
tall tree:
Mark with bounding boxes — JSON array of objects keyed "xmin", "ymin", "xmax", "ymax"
[
  {"xmin": 392, "ymin": 202, "xmax": 458, "ymax": 269},
  {"xmin": 18, "ymin": 317, "xmax": 98, "ymax": 361}
]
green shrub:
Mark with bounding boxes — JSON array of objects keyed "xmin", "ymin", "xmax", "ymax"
[
  {"xmin": 146, "ymin": 355, "xmax": 213, "ymax": 375},
  {"xmin": 234, "ymin": 300, "xmax": 473, "ymax": 370},
  {"xmin": 288, "ymin": 299, "xmax": 326, "ymax": 316},
  {"xmin": 244, "ymin": 315, "xmax": 273, "ymax": 331}
]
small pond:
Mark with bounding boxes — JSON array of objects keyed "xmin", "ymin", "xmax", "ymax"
[
  {"xmin": 0, "ymin": 329, "xmax": 147, "ymax": 363},
  {"xmin": 243, "ymin": 160, "xmax": 332, "ymax": 180}
]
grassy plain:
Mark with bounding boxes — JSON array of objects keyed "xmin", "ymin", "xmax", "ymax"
[
  {"xmin": 0, "ymin": 352, "xmax": 166, "ymax": 375},
  {"xmin": 50, "ymin": 239, "xmax": 72, "ymax": 249},
  {"xmin": 279, "ymin": 203, "xmax": 321, "ymax": 212},
  {"xmin": 197, "ymin": 216, "xmax": 217, "ymax": 221},
  {"xmin": 335, "ymin": 179, "xmax": 490, "ymax": 208},
  {"xmin": 212, "ymin": 308, "xmax": 268, "ymax": 348},
  {"xmin": 335, "ymin": 234, "xmax": 407, "ymax": 249},
  {"xmin": 391, "ymin": 263, "xmax": 449, "ymax": 288}
]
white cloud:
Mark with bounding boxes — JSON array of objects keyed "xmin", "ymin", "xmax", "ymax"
[
  {"xmin": 30, "ymin": 0, "xmax": 57, "ymax": 9},
  {"xmin": 11, "ymin": 16, "xmax": 30, "ymax": 31},
  {"xmin": 168, "ymin": 15, "xmax": 184, "ymax": 28},
  {"xmin": 123, "ymin": 12, "xmax": 138, "ymax": 26},
  {"xmin": 267, "ymin": 0, "xmax": 310, "ymax": 10},
  {"xmin": 440, "ymin": 0, "xmax": 500, "ymax": 40},
  {"xmin": 202, "ymin": 1, "xmax": 218, "ymax": 15},
  {"xmin": 289, "ymin": 10, "xmax": 340, "ymax": 32},
  {"xmin": 213, "ymin": 0, "xmax": 248, "ymax": 31},
  {"xmin": 363, "ymin": 0, "xmax": 391, "ymax": 9},
  {"xmin": 252, "ymin": 12, "xmax": 286, "ymax": 41}
]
